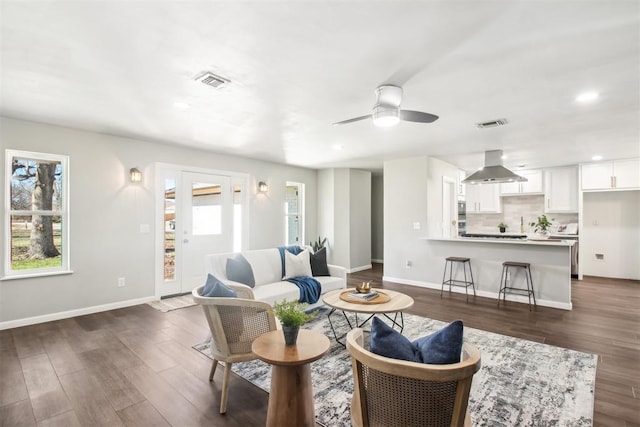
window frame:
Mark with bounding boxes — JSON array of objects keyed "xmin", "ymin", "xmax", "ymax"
[{"xmin": 3, "ymin": 149, "xmax": 71, "ymax": 279}]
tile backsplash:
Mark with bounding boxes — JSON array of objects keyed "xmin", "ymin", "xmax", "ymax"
[{"xmin": 465, "ymin": 195, "xmax": 578, "ymax": 234}]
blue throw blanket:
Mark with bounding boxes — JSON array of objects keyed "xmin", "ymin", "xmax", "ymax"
[{"xmin": 277, "ymin": 246, "xmax": 322, "ymax": 304}]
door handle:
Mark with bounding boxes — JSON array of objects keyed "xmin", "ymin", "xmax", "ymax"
[{"xmin": 183, "ymin": 239, "xmax": 189, "ymax": 243}]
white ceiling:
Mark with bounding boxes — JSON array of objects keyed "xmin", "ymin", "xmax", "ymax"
[{"xmin": 1, "ymin": 1, "xmax": 638, "ymax": 173}]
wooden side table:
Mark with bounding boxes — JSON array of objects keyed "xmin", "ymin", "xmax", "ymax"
[{"xmin": 252, "ymin": 329, "xmax": 330, "ymax": 427}]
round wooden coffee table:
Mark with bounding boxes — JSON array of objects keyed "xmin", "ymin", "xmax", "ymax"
[
  {"xmin": 252, "ymin": 329, "xmax": 330, "ymax": 427},
  {"xmin": 322, "ymin": 288, "xmax": 414, "ymax": 346}
]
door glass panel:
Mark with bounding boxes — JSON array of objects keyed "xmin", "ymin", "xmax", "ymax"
[
  {"xmin": 164, "ymin": 179, "xmax": 176, "ymax": 281},
  {"xmin": 191, "ymin": 182, "xmax": 222, "ymax": 235}
]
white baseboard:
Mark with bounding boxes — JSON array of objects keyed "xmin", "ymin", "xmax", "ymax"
[
  {"xmin": 382, "ymin": 276, "xmax": 572, "ymax": 311},
  {"xmin": 0, "ymin": 296, "xmax": 159, "ymax": 330},
  {"xmin": 371, "ymin": 259, "xmax": 384, "ymax": 264},
  {"xmin": 348, "ymin": 264, "xmax": 373, "ymax": 273}
]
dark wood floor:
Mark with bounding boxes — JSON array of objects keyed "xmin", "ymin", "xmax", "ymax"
[{"xmin": 1, "ymin": 265, "xmax": 638, "ymax": 426}]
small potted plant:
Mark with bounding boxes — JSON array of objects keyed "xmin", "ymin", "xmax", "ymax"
[
  {"xmin": 272, "ymin": 299, "xmax": 315, "ymax": 345},
  {"xmin": 497, "ymin": 222, "xmax": 508, "ymax": 233},
  {"xmin": 529, "ymin": 214, "xmax": 554, "ymax": 238}
]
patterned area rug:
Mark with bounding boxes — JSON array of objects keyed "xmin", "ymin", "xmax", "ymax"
[
  {"xmin": 193, "ymin": 308, "xmax": 597, "ymax": 426},
  {"xmin": 147, "ymin": 294, "xmax": 196, "ymax": 312}
]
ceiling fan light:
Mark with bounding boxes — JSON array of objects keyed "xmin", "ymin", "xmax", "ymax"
[{"xmin": 372, "ymin": 105, "xmax": 400, "ymax": 127}]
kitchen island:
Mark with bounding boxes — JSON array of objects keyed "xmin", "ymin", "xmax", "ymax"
[{"xmin": 424, "ymin": 236, "xmax": 576, "ymax": 310}]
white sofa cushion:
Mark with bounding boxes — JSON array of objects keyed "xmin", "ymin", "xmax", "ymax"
[
  {"xmin": 242, "ymin": 248, "xmax": 282, "ymax": 286},
  {"xmin": 314, "ymin": 275, "xmax": 345, "ymax": 294},
  {"xmin": 253, "ymin": 281, "xmax": 300, "ymax": 305}
]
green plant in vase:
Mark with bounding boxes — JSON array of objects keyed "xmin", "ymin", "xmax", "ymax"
[
  {"xmin": 497, "ymin": 222, "xmax": 508, "ymax": 233},
  {"xmin": 309, "ymin": 236, "xmax": 327, "ymax": 252},
  {"xmin": 529, "ymin": 215, "xmax": 554, "ymax": 238},
  {"xmin": 272, "ymin": 299, "xmax": 315, "ymax": 345}
]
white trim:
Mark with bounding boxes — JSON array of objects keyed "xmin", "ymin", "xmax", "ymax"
[
  {"xmin": 0, "ymin": 295, "xmax": 158, "ymax": 330},
  {"xmin": 348, "ymin": 264, "xmax": 373, "ymax": 273},
  {"xmin": 1, "ymin": 269, "xmax": 73, "ymax": 281},
  {"xmin": 371, "ymin": 259, "xmax": 384, "ymax": 264},
  {"xmin": 382, "ymin": 276, "xmax": 573, "ymax": 311}
]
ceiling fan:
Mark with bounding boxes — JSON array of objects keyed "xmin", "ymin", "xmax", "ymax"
[{"xmin": 333, "ymin": 84, "xmax": 439, "ymax": 127}]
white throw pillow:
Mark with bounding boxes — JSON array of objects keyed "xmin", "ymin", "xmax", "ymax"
[{"xmin": 283, "ymin": 249, "xmax": 312, "ymax": 279}]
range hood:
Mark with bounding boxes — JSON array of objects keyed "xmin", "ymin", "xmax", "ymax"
[{"xmin": 462, "ymin": 150, "xmax": 527, "ymax": 184}]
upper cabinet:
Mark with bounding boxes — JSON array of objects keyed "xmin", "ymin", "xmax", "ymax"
[
  {"xmin": 500, "ymin": 169, "xmax": 543, "ymax": 195},
  {"xmin": 545, "ymin": 165, "xmax": 578, "ymax": 213},
  {"xmin": 466, "ymin": 183, "xmax": 501, "ymax": 213},
  {"xmin": 581, "ymin": 158, "xmax": 640, "ymax": 190}
]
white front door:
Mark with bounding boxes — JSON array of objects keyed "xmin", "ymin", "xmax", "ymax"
[{"xmin": 180, "ymin": 172, "xmax": 233, "ymax": 293}]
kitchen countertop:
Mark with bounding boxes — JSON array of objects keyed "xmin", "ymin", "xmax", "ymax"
[{"xmin": 425, "ymin": 236, "xmax": 576, "ymax": 247}]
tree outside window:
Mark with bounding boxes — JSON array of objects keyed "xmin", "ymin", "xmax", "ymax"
[{"xmin": 4, "ymin": 150, "xmax": 70, "ymax": 277}]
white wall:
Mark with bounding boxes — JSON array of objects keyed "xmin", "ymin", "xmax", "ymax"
[
  {"xmin": 384, "ymin": 156, "xmax": 467, "ymax": 286},
  {"xmin": 0, "ymin": 117, "xmax": 318, "ymax": 325},
  {"xmin": 383, "ymin": 156, "xmax": 429, "ymax": 282},
  {"xmin": 316, "ymin": 168, "xmax": 371, "ymax": 271},
  {"xmin": 349, "ymin": 169, "xmax": 371, "ymax": 270},
  {"xmin": 582, "ymin": 191, "xmax": 640, "ymax": 280},
  {"xmin": 371, "ymin": 175, "xmax": 384, "ymax": 262},
  {"xmin": 317, "ymin": 169, "xmax": 335, "ymax": 259}
]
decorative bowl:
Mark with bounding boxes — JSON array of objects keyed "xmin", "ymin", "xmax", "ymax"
[{"xmin": 355, "ymin": 281, "xmax": 371, "ymax": 294}]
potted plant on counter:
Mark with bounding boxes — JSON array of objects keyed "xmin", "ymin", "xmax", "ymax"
[
  {"xmin": 529, "ymin": 214, "xmax": 553, "ymax": 239},
  {"xmin": 272, "ymin": 299, "xmax": 315, "ymax": 345},
  {"xmin": 497, "ymin": 222, "xmax": 508, "ymax": 233}
]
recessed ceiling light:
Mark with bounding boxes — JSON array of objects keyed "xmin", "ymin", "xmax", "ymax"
[
  {"xmin": 501, "ymin": 154, "xmax": 507, "ymax": 160},
  {"xmin": 575, "ymin": 92, "xmax": 599, "ymax": 103},
  {"xmin": 173, "ymin": 101, "xmax": 190, "ymax": 109},
  {"xmin": 332, "ymin": 144, "xmax": 343, "ymax": 151},
  {"xmin": 592, "ymin": 155, "xmax": 603, "ymax": 161}
]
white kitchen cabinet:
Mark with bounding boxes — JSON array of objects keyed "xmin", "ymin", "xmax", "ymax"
[
  {"xmin": 581, "ymin": 158, "xmax": 640, "ymax": 190},
  {"xmin": 544, "ymin": 165, "xmax": 578, "ymax": 213},
  {"xmin": 457, "ymin": 170, "xmax": 466, "ymax": 199},
  {"xmin": 500, "ymin": 169, "xmax": 543, "ymax": 195},
  {"xmin": 465, "ymin": 183, "xmax": 501, "ymax": 213}
]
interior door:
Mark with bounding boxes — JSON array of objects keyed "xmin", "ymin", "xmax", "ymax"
[{"xmin": 180, "ymin": 172, "xmax": 233, "ymax": 293}]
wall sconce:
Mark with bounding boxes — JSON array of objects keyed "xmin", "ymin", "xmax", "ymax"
[
  {"xmin": 130, "ymin": 167, "xmax": 142, "ymax": 183},
  {"xmin": 258, "ymin": 181, "xmax": 268, "ymax": 193}
]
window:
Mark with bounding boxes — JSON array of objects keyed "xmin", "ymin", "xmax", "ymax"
[
  {"xmin": 4, "ymin": 150, "xmax": 70, "ymax": 278},
  {"xmin": 285, "ymin": 182, "xmax": 304, "ymax": 245}
]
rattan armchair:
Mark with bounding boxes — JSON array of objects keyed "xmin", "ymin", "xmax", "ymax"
[
  {"xmin": 346, "ymin": 328, "xmax": 481, "ymax": 427},
  {"xmin": 192, "ymin": 286, "xmax": 277, "ymax": 414}
]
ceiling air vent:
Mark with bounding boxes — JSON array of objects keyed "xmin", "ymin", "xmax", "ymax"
[
  {"xmin": 476, "ymin": 118, "xmax": 508, "ymax": 129},
  {"xmin": 195, "ymin": 72, "xmax": 230, "ymax": 89}
]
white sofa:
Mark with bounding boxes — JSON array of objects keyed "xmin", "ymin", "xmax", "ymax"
[{"xmin": 204, "ymin": 248, "xmax": 347, "ymax": 309}]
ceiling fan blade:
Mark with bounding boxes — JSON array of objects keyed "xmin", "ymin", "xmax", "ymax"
[
  {"xmin": 400, "ymin": 110, "xmax": 439, "ymax": 123},
  {"xmin": 333, "ymin": 114, "xmax": 371, "ymax": 125}
]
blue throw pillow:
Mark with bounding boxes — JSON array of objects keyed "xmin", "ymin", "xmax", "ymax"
[
  {"xmin": 413, "ymin": 320, "xmax": 463, "ymax": 364},
  {"xmin": 370, "ymin": 317, "xmax": 464, "ymax": 365},
  {"xmin": 370, "ymin": 317, "xmax": 419, "ymax": 362},
  {"xmin": 200, "ymin": 274, "xmax": 238, "ymax": 298},
  {"xmin": 226, "ymin": 254, "xmax": 255, "ymax": 288}
]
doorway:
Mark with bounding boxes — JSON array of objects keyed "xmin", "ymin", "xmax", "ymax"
[
  {"xmin": 156, "ymin": 165, "xmax": 248, "ymax": 297},
  {"xmin": 442, "ymin": 177, "xmax": 458, "ymax": 238}
]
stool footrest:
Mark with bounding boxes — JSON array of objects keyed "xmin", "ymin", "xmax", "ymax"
[{"xmin": 443, "ymin": 279, "xmax": 474, "ymax": 287}]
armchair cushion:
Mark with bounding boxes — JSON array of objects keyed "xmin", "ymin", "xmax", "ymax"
[
  {"xmin": 370, "ymin": 317, "xmax": 464, "ymax": 364},
  {"xmin": 226, "ymin": 254, "xmax": 256, "ymax": 288},
  {"xmin": 201, "ymin": 274, "xmax": 238, "ymax": 298},
  {"xmin": 414, "ymin": 320, "xmax": 463, "ymax": 364}
]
